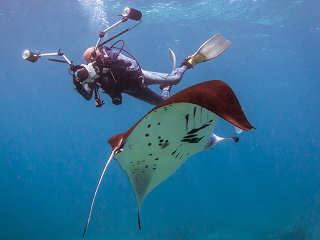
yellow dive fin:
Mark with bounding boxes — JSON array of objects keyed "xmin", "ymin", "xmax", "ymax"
[{"xmin": 188, "ymin": 33, "xmax": 232, "ymax": 67}]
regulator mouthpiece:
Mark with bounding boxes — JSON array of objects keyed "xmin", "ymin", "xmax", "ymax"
[
  {"xmin": 22, "ymin": 49, "xmax": 40, "ymax": 63},
  {"xmin": 122, "ymin": 7, "xmax": 142, "ymax": 21}
]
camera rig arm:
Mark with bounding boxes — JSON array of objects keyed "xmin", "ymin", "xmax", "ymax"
[
  {"xmin": 22, "ymin": 6, "xmax": 142, "ymax": 71},
  {"xmin": 95, "ymin": 6, "xmax": 142, "ymax": 49},
  {"xmin": 22, "ymin": 49, "xmax": 72, "ymax": 65}
]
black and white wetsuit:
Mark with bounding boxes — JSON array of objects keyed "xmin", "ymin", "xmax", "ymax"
[{"xmin": 73, "ymin": 46, "xmax": 189, "ymax": 105}]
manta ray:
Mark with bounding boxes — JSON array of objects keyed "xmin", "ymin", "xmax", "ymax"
[{"xmin": 82, "ymin": 80, "xmax": 254, "ymax": 238}]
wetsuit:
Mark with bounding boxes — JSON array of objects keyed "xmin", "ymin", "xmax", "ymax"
[{"xmin": 73, "ymin": 46, "xmax": 189, "ymax": 105}]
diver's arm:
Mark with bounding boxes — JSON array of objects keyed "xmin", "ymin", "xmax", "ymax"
[
  {"xmin": 73, "ymin": 78, "xmax": 94, "ymax": 100},
  {"xmin": 72, "ymin": 63, "xmax": 100, "ymax": 100}
]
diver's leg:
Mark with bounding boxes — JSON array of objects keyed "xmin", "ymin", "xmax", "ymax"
[
  {"xmin": 142, "ymin": 63, "xmax": 192, "ymax": 99},
  {"xmin": 142, "ymin": 64, "xmax": 190, "ymax": 87},
  {"xmin": 127, "ymin": 86, "xmax": 165, "ymax": 105}
]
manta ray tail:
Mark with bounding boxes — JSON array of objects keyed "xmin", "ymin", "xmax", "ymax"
[{"xmin": 82, "ymin": 148, "xmax": 118, "ymax": 239}]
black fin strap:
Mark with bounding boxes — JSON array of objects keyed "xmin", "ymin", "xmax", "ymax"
[{"xmin": 138, "ymin": 209, "xmax": 142, "ymax": 231}]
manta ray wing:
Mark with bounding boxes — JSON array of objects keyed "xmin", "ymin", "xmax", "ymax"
[
  {"xmin": 114, "ymin": 102, "xmax": 219, "ymax": 206},
  {"xmin": 108, "ymin": 80, "xmax": 255, "ymax": 206}
]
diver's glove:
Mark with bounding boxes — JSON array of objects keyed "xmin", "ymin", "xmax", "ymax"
[
  {"xmin": 112, "ymin": 97, "xmax": 122, "ymax": 105},
  {"xmin": 75, "ymin": 62, "xmax": 101, "ymax": 84}
]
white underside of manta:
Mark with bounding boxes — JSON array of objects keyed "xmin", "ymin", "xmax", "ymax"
[{"xmin": 115, "ymin": 102, "xmax": 219, "ymax": 206}]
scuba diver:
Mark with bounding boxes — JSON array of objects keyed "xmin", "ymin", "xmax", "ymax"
[
  {"xmin": 70, "ymin": 32, "xmax": 231, "ymax": 107},
  {"xmin": 22, "ymin": 6, "xmax": 232, "ymax": 107},
  {"xmin": 71, "ymin": 45, "xmax": 191, "ymax": 106}
]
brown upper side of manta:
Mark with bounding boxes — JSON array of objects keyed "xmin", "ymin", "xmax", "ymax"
[{"xmin": 108, "ymin": 80, "xmax": 255, "ymax": 150}]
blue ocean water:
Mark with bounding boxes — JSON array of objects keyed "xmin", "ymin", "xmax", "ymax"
[{"xmin": 1, "ymin": 0, "xmax": 320, "ymax": 239}]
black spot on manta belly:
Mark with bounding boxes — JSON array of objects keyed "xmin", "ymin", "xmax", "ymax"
[
  {"xmin": 181, "ymin": 136, "xmax": 205, "ymax": 143},
  {"xmin": 187, "ymin": 124, "xmax": 210, "ymax": 134},
  {"xmin": 160, "ymin": 141, "xmax": 169, "ymax": 149},
  {"xmin": 185, "ymin": 114, "xmax": 189, "ymax": 130},
  {"xmin": 182, "ymin": 134, "xmax": 197, "ymax": 139}
]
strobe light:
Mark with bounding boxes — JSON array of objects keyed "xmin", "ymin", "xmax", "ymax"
[
  {"xmin": 122, "ymin": 7, "xmax": 142, "ymax": 21},
  {"xmin": 22, "ymin": 49, "xmax": 40, "ymax": 63}
]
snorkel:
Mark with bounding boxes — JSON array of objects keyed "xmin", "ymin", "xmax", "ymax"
[{"xmin": 22, "ymin": 6, "xmax": 142, "ymax": 66}]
